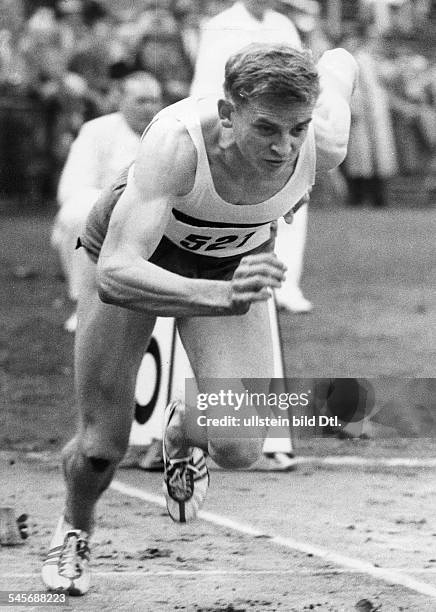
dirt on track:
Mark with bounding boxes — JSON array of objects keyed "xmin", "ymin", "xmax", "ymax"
[
  {"xmin": 1, "ymin": 451, "xmax": 436, "ymax": 611},
  {"xmin": 1, "ymin": 206, "xmax": 435, "ymax": 611}
]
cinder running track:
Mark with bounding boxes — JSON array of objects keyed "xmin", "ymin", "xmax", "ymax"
[{"xmin": 1, "ymin": 452, "xmax": 436, "ymax": 611}]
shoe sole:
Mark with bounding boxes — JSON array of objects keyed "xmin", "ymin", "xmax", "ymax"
[
  {"xmin": 165, "ymin": 448, "xmax": 209, "ymax": 523},
  {"xmin": 42, "ymin": 566, "xmax": 89, "ymax": 597},
  {"xmin": 162, "ymin": 402, "xmax": 209, "ymax": 523}
]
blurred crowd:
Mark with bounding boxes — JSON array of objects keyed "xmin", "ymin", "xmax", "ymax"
[{"xmin": 0, "ymin": 0, "xmax": 435, "ymax": 202}]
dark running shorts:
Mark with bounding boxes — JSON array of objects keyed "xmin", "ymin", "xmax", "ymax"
[{"xmin": 78, "ymin": 168, "xmax": 274, "ymax": 282}]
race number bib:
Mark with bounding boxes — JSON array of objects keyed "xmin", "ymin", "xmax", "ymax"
[{"xmin": 165, "ymin": 219, "xmax": 271, "ymax": 258}]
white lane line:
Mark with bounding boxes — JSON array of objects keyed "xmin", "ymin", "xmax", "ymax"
[
  {"xmin": 4, "ymin": 452, "xmax": 436, "ymax": 469},
  {"xmin": 110, "ymin": 480, "xmax": 436, "ymax": 599},
  {"xmin": 4, "ymin": 568, "xmax": 436, "ymax": 579},
  {"xmin": 292, "ymin": 457, "xmax": 436, "ymax": 468}
]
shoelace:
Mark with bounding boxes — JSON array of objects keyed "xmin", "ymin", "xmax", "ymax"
[{"xmin": 59, "ymin": 532, "xmax": 86, "ymax": 580}]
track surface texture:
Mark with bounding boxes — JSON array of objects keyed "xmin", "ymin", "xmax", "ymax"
[{"xmin": 1, "ymin": 204, "xmax": 435, "ymax": 611}]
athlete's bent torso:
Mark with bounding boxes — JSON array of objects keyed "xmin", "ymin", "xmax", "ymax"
[{"xmin": 79, "ymin": 97, "xmax": 317, "ymax": 278}]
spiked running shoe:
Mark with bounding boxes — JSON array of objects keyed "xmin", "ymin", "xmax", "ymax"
[
  {"xmin": 163, "ymin": 400, "xmax": 209, "ymax": 523},
  {"xmin": 42, "ymin": 517, "xmax": 90, "ymax": 596}
]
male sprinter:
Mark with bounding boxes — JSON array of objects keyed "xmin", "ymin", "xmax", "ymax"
[{"xmin": 42, "ymin": 43, "xmax": 357, "ymax": 595}]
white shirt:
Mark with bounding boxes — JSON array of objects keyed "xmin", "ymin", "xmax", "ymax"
[
  {"xmin": 190, "ymin": 1, "xmax": 302, "ymax": 97},
  {"xmin": 57, "ymin": 112, "xmax": 141, "ymax": 215}
]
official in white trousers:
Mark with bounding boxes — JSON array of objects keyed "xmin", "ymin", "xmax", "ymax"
[{"xmin": 190, "ymin": 0, "xmax": 313, "ymax": 313}]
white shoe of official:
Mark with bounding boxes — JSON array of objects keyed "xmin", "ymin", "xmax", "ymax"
[
  {"xmin": 263, "ymin": 452, "xmax": 298, "ymax": 471},
  {"xmin": 63, "ymin": 312, "xmax": 78, "ymax": 333},
  {"xmin": 163, "ymin": 401, "xmax": 209, "ymax": 523},
  {"xmin": 275, "ymin": 288, "xmax": 313, "ymax": 314},
  {"xmin": 42, "ymin": 517, "xmax": 90, "ymax": 596}
]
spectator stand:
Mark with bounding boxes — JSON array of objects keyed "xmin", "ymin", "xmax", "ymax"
[{"xmin": 1, "ymin": 0, "xmax": 434, "ymax": 205}]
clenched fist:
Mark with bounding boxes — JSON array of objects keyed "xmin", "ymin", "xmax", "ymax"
[{"xmin": 229, "ymin": 253, "xmax": 287, "ymax": 314}]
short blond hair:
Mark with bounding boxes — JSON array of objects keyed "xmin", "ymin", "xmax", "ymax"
[{"xmin": 224, "ymin": 43, "xmax": 319, "ymax": 105}]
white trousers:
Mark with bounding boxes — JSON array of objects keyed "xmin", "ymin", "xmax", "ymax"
[{"xmin": 51, "ymin": 202, "xmax": 93, "ymax": 301}]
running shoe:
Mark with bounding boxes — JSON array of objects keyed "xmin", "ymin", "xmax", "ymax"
[
  {"xmin": 42, "ymin": 517, "xmax": 90, "ymax": 596},
  {"xmin": 163, "ymin": 401, "xmax": 209, "ymax": 523},
  {"xmin": 64, "ymin": 312, "xmax": 78, "ymax": 333},
  {"xmin": 139, "ymin": 439, "xmax": 164, "ymax": 471},
  {"xmin": 263, "ymin": 452, "xmax": 298, "ymax": 471},
  {"xmin": 275, "ymin": 288, "xmax": 313, "ymax": 313}
]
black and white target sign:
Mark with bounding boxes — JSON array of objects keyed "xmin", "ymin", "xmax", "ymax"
[{"xmin": 130, "ymin": 317, "xmax": 193, "ymax": 446}]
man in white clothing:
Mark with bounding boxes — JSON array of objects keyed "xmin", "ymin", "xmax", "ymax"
[
  {"xmin": 190, "ymin": 0, "xmax": 313, "ymax": 313},
  {"xmin": 190, "ymin": 0, "xmax": 302, "ymax": 97},
  {"xmin": 51, "ymin": 71, "xmax": 163, "ymax": 330}
]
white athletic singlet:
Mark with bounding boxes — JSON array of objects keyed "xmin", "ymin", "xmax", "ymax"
[{"xmin": 142, "ymin": 97, "xmax": 316, "ymax": 258}]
